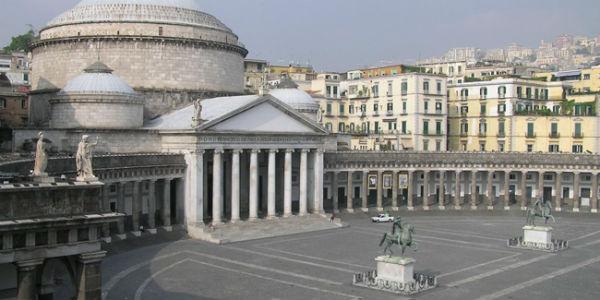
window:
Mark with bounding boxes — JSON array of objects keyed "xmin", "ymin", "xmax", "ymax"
[
  {"xmin": 527, "ymin": 123, "xmax": 534, "ymax": 138},
  {"xmin": 23, "ymin": 73, "xmax": 29, "ymax": 82},
  {"xmin": 388, "ymin": 122, "xmax": 396, "ymax": 131},
  {"xmin": 498, "ymin": 86, "xmax": 506, "ymax": 98},
  {"xmin": 0, "ymin": 98, "xmax": 5, "ymax": 109},
  {"xmin": 517, "ymin": 86, "xmax": 523, "ymax": 98},
  {"xmin": 374, "ymin": 121, "xmax": 379, "ymax": 133},
  {"xmin": 550, "ymin": 123, "xmax": 558, "ymax": 137},
  {"xmin": 435, "ymin": 121, "xmax": 442, "ymax": 135},
  {"xmin": 360, "ymin": 104, "xmax": 367, "ymax": 113},
  {"xmin": 325, "ymin": 123, "xmax": 333, "ymax": 131},
  {"xmin": 424, "ymin": 101, "xmax": 429, "ymax": 112},
  {"xmin": 498, "ymin": 104, "xmax": 506, "ymax": 114},
  {"xmin": 436, "ymin": 141, "xmax": 441, "ymax": 151},
  {"xmin": 574, "ymin": 123, "xmax": 582, "ymax": 138},
  {"xmin": 158, "ymin": 26, "xmax": 164, "ymax": 36},
  {"xmin": 333, "ymin": 86, "xmax": 338, "ymax": 98},
  {"xmin": 372, "ymin": 84, "xmax": 379, "ymax": 98},
  {"xmin": 326, "ymin": 103, "xmax": 332, "ymax": 114},
  {"xmin": 339, "ymin": 104, "xmax": 345, "ymax": 114},
  {"xmin": 326, "ymin": 86, "xmax": 332, "ymax": 97},
  {"xmin": 534, "ymin": 89, "xmax": 539, "ymax": 100},
  {"xmin": 460, "ymin": 122, "xmax": 469, "ymax": 134},
  {"xmin": 338, "ymin": 122, "xmax": 346, "ymax": 132},
  {"xmin": 349, "ymin": 123, "xmax": 355, "ymax": 132},
  {"xmin": 480, "ymin": 104, "xmax": 486, "ymax": 115},
  {"xmin": 549, "ymin": 144, "xmax": 560, "ymax": 153},
  {"xmin": 584, "ymin": 74, "xmax": 591, "ymax": 80},
  {"xmin": 460, "ymin": 88, "xmax": 469, "ymax": 99},
  {"xmin": 401, "ymin": 121, "xmax": 407, "ymax": 134},
  {"xmin": 479, "ymin": 122, "xmax": 487, "ymax": 134},
  {"xmin": 423, "ymin": 140, "xmax": 429, "ymax": 151},
  {"xmin": 402, "ymin": 101, "xmax": 407, "ymax": 113},
  {"xmin": 572, "ymin": 145, "xmax": 583, "ymax": 153},
  {"xmin": 526, "ymin": 87, "xmax": 532, "ymax": 99},
  {"xmin": 460, "ymin": 105, "xmax": 468, "ymax": 115},
  {"xmin": 480, "ymin": 143, "xmax": 486, "ymax": 152},
  {"xmin": 527, "ymin": 144, "xmax": 533, "ymax": 152},
  {"xmin": 423, "ymin": 81, "xmax": 430, "ymax": 93},
  {"xmin": 387, "ymin": 81, "xmax": 393, "ymax": 96},
  {"xmin": 423, "ymin": 120, "xmax": 429, "ymax": 135},
  {"xmin": 373, "ymin": 103, "xmax": 379, "ymax": 112},
  {"xmin": 349, "ymin": 105, "xmax": 354, "ymax": 114},
  {"xmin": 436, "ymin": 81, "xmax": 442, "ymax": 94},
  {"xmin": 480, "ymin": 87, "xmax": 488, "ymax": 99},
  {"xmin": 499, "ymin": 143, "xmax": 505, "ymax": 152},
  {"xmin": 435, "ymin": 102, "xmax": 442, "ymax": 113},
  {"xmin": 401, "ymin": 81, "xmax": 408, "ymax": 95}
]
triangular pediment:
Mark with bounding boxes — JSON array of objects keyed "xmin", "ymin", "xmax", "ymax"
[{"xmin": 199, "ymin": 96, "xmax": 327, "ymax": 134}]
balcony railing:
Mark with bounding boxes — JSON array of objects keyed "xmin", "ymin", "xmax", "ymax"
[
  {"xmin": 460, "ymin": 132, "xmax": 468, "ymax": 137},
  {"xmin": 478, "ymin": 132, "xmax": 487, "ymax": 137},
  {"xmin": 386, "ymin": 111, "xmax": 394, "ymax": 116},
  {"xmin": 573, "ymin": 133, "xmax": 584, "ymax": 139},
  {"xmin": 497, "ymin": 132, "xmax": 506, "ymax": 138},
  {"xmin": 526, "ymin": 133, "xmax": 536, "ymax": 138},
  {"xmin": 549, "ymin": 132, "xmax": 560, "ymax": 139}
]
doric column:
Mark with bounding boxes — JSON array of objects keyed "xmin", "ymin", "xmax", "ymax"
[
  {"xmin": 284, "ymin": 149, "xmax": 294, "ymax": 217},
  {"xmin": 117, "ymin": 182, "xmax": 126, "ymax": 235},
  {"xmin": 471, "ymin": 171, "xmax": 478, "ymax": 210},
  {"xmin": 313, "ymin": 150, "xmax": 324, "ymax": 214},
  {"xmin": 573, "ymin": 172, "xmax": 580, "ymax": 212},
  {"xmin": 212, "ymin": 149, "xmax": 224, "ymax": 225},
  {"xmin": 162, "ymin": 179, "xmax": 172, "ymax": 229},
  {"xmin": 148, "ymin": 179, "xmax": 157, "ymax": 231},
  {"xmin": 15, "ymin": 259, "xmax": 44, "ymax": 300},
  {"xmin": 376, "ymin": 170, "xmax": 384, "ymax": 211},
  {"xmin": 347, "ymin": 171, "xmax": 354, "ymax": 212},
  {"xmin": 555, "ymin": 172, "xmax": 562, "ymax": 212},
  {"xmin": 487, "ymin": 171, "xmax": 494, "ymax": 210},
  {"xmin": 331, "ymin": 171, "xmax": 340, "ymax": 213},
  {"xmin": 520, "ymin": 171, "xmax": 527, "ymax": 210},
  {"xmin": 186, "ymin": 151, "xmax": 204, "ymax": 227},
  {"xmin": 423, "ymin": 171, "xmax": 430, "ymax": 210},
  {"xmin": 101, "ymin": 185, "xmax": 111, "ymax": 240},
  {"xmin": 592, "ymin": 173, "xmax": 598, "ymax": 213},
  {"xmin": 249, "ymin": 149, "xmax": 260, "ymax": 220},
  {"xmin": 267, "ymin": 149, "xmax": 277, "ymax": 218},
  {"xmin": 538, "ymin": 171, "xmax": 545, "ymax": 204},
  {"xmin": 454, "ymin": 171, "xmax": 462, "ymax": 210},
  {"xmin": 299, "ymin": 149, "xmax": 308, "ymax": 216},
  {"xmin": 132, "ymin": 181, "xmax": 141, "ymax": 235},
  {"xmin": 76, "ymin": 251, "xmax": 106, "ymax": 300},
  {"xmin": 439, "ymin": 171, "xmax": 446, "ymax": 209},
  {"xmin": 407, "ymin": 171, "xmax": 415, "ymax": 210},
  {"xmin": 504, "ymin": 171, "xmax": 511, "ymax": 210},
  {"xmin": 362, "ymin": 170, "xmax": 369, "ymax": 211},
  {"xmin": 392, "ymin": 171, "xmax": 399, "ymax": 211},
  {"xmin": 231, "ymin": 149, "xmax": 241, "ymax": 222}
]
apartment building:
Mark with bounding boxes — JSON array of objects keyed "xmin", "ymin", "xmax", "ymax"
[{"xmin": 320, "ymin": 73, "xmax": 448, "ymax": 151}]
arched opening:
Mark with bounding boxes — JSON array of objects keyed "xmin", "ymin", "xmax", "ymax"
[{"xmin": 39, "ymin": 258, "xmax": 77, "ymax": 300}]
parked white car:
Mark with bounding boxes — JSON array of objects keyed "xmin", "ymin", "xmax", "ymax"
[{"xmin": 371, "ymin": 213, "xmax": 394, "ymax": 223}]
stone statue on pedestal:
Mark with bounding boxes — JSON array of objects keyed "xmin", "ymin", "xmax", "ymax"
[
  {"xmin": 192, "ymin": 99, "xmax": 203, "ymax": 128},
  {"xmin": 33, "ymin": 132, "xmax": 48, "ymax": 177},
  {"xmin": 379, "ymin": 219, "xmax": 416, "ymax": 256},
  {"xmin": 526, "ymin": 199, "xmax": 555, "ymax": 226},
  {"xmin": 76, "ymin": 135, "xmax": 99, "ymax": 182}
]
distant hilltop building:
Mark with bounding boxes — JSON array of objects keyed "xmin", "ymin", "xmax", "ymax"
[{"xmin": 29, "ymin": 0, "xmax": 248, "ymax": 126}]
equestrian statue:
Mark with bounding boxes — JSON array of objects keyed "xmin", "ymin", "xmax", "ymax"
[
  {"xmin": 525, "ymin": 199, "xmax": 556, "ymax": 226},
  {"xmin": 379, "ymin": 217, "xmax": 417, "ymax": 256}
]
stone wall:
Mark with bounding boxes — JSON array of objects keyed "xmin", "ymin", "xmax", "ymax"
[
  {"xmin": 12, "ymin": 129, "xmax": 161, "ymax": 154},
  {"xmin": 50, "ymin": 95, "xmax": 143, "ymax": 129}
]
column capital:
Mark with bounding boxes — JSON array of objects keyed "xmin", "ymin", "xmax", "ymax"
[
  {"xmin": 15, "ymin": 258, "xmax": 44, "ymax": 270},
  {"xmin": 192, "ymin": 150, "xmax": 205, "ymax": 155},
  {"xmin": 285, "ymin": 149, "xmax": 295, "ymax": 154},
  {"xmin": 213, "ymin": 148, "xmax": 224, "ymax": 154},
  {"xmin": 300, "ymin": 149, "xmax": 310, "ymax": 153},
  {"xmin": 314, "ymin": 149, "xmax": 324, "ymax": 154},
  {"xmin": 78, "ymin": 251, "xmax": 107, "ymax": 264},
  {"xmin": 268, "ymin": 149, "xmax": 279, "ymax": 154},
  {"xmin": 230, "ymin": 149, "xmax": 243, "ymax": 155},
  {"xmin": 250, "ymin": 149, "xmax": 261, "ymax": 154}
]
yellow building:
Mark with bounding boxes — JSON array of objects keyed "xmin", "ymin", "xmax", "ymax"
[
  {"xmin": 319, "ymin": 73, "xmax": 448, "ymax": 151},
  {"xmin": 448, "ymin": 76, "xmax": 600, "ymax": 153}
]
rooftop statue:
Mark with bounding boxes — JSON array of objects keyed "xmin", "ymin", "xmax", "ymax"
[
  {"xmin": 33, "ymin": 132, "xmax": 48, "ymax": 177},
  {"xmin": 379, "ymin": 217, "xmax": 417, "ymax": 256},
  {"xmin": 76, "ymin": 135, "xmax": 99, "ymax": 182},
  {"xmin": 192, "ymin": 99, "xmax": 203, "ymax": 128},
  {"xmin": 526, "ymin": 199, "xmax": 556, "ymax": 226}
]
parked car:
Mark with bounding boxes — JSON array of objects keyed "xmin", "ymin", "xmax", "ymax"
[{"xmin": 371, "ymin": 213, "xmax": 394, "ymax": 223}]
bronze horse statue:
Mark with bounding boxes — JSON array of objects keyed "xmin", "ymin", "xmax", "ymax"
[
  {"xmin": 379, "ymin": 224, "xmax": 416, "ymax": 256},
  {"xmin": 526, "ymin": 200, "xmax": 556, "ymax": 226}
]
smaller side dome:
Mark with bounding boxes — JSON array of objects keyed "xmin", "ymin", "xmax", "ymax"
[
  {"xmin": 50, "ymin": 61, "xmax": 144, "ymax": 129},
  {"xmin": 268, "ymin": 78, "xmax": 320, "ymax": 121}
]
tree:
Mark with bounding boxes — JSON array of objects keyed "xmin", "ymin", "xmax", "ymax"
[{"xmin": 3, "ymin": 30, "xmax": 35, "ymax": 53}]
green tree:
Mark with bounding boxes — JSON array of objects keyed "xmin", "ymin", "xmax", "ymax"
[{"xmin": 3, "ymin": 30, "xmax": 35, "ymax": 53}]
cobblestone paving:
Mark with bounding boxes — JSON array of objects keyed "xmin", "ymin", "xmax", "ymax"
[{"xmin": 103, "ymin": 211, "xmax": 600, "ymax": 300}]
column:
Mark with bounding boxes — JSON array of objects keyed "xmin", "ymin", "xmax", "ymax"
[
  {"xmin": 504, "ymin": 171, "xmax": 511, "ymax": 210},
  {"xmin": 117, "ymin": 182, "xmax": 125, "ymax": 235},
  {"xmin": 331, "ymin": 171, "xmax": 339, "ymax": 213},
  {"xmin": 470, "ymin": 171, "xmax": 477, "ymax": 210},
  {"xmin": 76, "ymin": 252, "xmax": 106, "ymax": 300},
  {"xmin": 555, "ymin": 172, "xmax": 562, "ymax": 212},
  {"xmin": 162, "ymin": 179, "xmax": 172, "ymax": 229},
  {"xmin": 454, "ymin": 171, "xmax": 462, "ymax": 210},
  {"xmin": 407, "ymin": 171, "xmax": 414, "ymax": 210},
  {"xmin": 376, "ymin": 171, "xmax": 383, "ymax": 211},
  {"xmin": 392, "ymin": 171, "xmax": 399, "ymax": 211},
  {"xmin": 313, "ymin": 150, "xmax": 324, "ymax": 213},
  {"xmin": 487, "ymin": 171, "xmax": 494, "ymax": 210},
  {"xmin": 132, "ymin": 181, "xmax": 141, "ymax": 235},
  {"xmin": 361, "ymin": 170, "xmax": 369, "ymax": 211},
  {"xmin": 592, "ymin": 173, "xmax": 598, "ymax": 213},
  {"xmin": 101, "ymin": 185, "xmax": 111, "ymax": 240},
  {"xmin": 148, "ymin": 179, "xmax": 157, "ymax": 233},
  {"xmin": 231, "ymin": 150, "xmax": 241, "ymax": 222},
  {"xmin": 249, "ymin": 149, "xmax": 260, "ymax": 220},
  {"xmin": 186, "ymin": 151, "xmax": 204, "ymax": 227},
  {"xmin": 267, "ymin": 149, "xmax": 277, "ymax": 218},
  {"xmin": 284, "ymin": 149, "xmax": 293, "ymax": 217},
  {"xmin": 537, "ymin": 171, "xmax": 544, "ymax": 204},
  {"xmin": 347, "ymin": 171, "xmax": 354, "ymax": 212},
  {"xmin": 423, "ymin": 171, "xmax": 430, "ymax": 210},
  {"xmin": 15, "ymin": 259, "xmax": 43, "ymax": 300},
  {"xmin": 439, "ymin": 171, "xmax": 446, "ymax": 209},
  {"xmin": 573, "ymin": 172, "xmax": 580, "ymax": 212},
  {"xmin": 212, "ymin": 149, "xmax": 223, "ymax": 225},
  {"xmin": 520, "ymin": 171, "xmax": 527, "ymax": 210},
  {"xmin": 299, "ymin": 150, "xmax": 308, "ymax": 216}
]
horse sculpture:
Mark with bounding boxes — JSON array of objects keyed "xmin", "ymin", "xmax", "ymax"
[
  {"xmin": 525, "ymin": 200, "xmax": 556, "ymax": 226},
  {"xmin": 379, "ymin": 224, "xmax": 416, "ymax": 256}
]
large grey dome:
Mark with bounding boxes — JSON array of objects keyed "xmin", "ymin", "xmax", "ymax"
[{"xmin": 47, "ymin": 0, "xmax": 233, "ymax": 33}]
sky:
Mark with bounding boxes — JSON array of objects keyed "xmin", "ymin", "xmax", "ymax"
[{"xmin": 1, "ymin": 0, "xmax": 599, "ymax": 71}]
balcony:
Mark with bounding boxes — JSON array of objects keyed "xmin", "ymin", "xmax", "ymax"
[
  {"xmin": 460, "ymin": 111, "xmax": 468, "ymax": 117},
  {"xmin": 549, "ymin": 132, "xmax": 560, "ymax": 139},
  {"xmin": 526, "ymin": 133, "xmax": 536, "ymax": 139},
  {"xmin": 386, "ymin": 111, "xmax": 394, "ymax": 116},
  {"xmin": 573, "ymin": 132, "xmax": 584, "ymax": 139},
  {"xmin": 480, "ymin": 95, "xmax": 487, "ymax": 100},
  {"xmin": 460, "ymin": 132, "xmax": 468, "ymax": 137},
  {"xmin": 478, "ymin": 132, "xmax": 487, "ymax": 138},
  {"xmin": 499, "ymin": 93, "xmax": 506, "ymax": 99},
  {"xmin": 497, "ymin": 132, "xmax": 506, "ymax": 138}
]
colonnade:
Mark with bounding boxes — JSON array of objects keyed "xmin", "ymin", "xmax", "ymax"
[
  {"xmin": 187, "ymin": 148, "xmax": 325, "ymax": 226},
  {"xmin": 326, "ymin": 169, "xmax": 599, "ymax": 213}
]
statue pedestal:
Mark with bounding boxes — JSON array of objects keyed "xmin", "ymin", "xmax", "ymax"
[
  {"xmin": 507, "ymin": 226, "xmax": 568, "ymax": 252},
  {"xmin": 31, "ymin": 175, "xmax": 55, "ymax": 183},
  {"xmin": 76, "ymin": 176, "xmax": 99, "ymax": 182},
  {"xmin": 352, "ymin": 256, "xmax": 436, "ymax": 295}
]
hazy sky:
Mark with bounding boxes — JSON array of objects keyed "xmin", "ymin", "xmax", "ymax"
[{"xmin": 1, "ymin": 0, "xmax": 599, "ymax": 71}]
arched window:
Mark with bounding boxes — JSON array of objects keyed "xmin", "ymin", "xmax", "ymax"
[
  {"xmin": 0, "ymin": 98, "xmax": 6, "ymax": 109},
  {"xmin": 460, "ymin": 89, "xmax": 469, "ymax": 99},
  {"xmin": 498, "ymin": 86, "xmax": 506, "ymax": 98},
  {"xmin": 480, "ymin": 87, "xmax": 488, "ymax": 99}
]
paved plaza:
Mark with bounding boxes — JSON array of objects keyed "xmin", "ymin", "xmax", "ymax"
[{"xmin": 103, "ymin": 212, "xmax": 600, "ymax": 300}]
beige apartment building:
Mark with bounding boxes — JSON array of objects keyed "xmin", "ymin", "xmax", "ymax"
[{"xmin": 319, "ymin": 73, "xmax": 448, "ymax": 151}]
